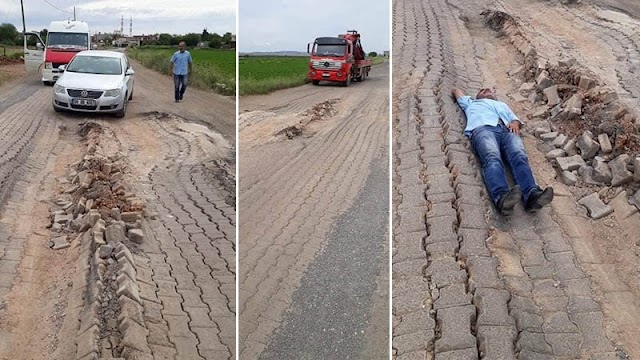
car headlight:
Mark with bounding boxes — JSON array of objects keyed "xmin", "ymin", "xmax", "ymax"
[
  {"xmin": 53, "ymin": 84, "xmax": 65, "ymax": 94},
  {"xmin": 45, "ymin": 62, "xmax": 52, "ymax": 69},
  {"xmin": 104, "ymin": 89, "xmax": 121, "ymax": 97}
]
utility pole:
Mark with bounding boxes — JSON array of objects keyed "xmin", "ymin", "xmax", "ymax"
[
  {"xmin": 20, "ymin": 0, "xmax": 26, "ymax": 48},
  {"xmin": 73, "ymin": 7, "xmax": 76, "ymax": 21}
]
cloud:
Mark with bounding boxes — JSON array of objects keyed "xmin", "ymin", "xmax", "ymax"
[
  {"xmin": 0, "ymin": 0, "xmax": 236, "ymax": 35},
  {"xmin": 239, "ymin": 0, "xmax": 389, "ymax": 52}
]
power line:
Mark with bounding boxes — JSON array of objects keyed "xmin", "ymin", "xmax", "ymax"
[{"xmin": 43, "ymin": 0, "xmax": 73, "ymax": 15}]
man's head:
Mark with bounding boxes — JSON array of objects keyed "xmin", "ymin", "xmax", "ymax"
[
  {"xmin": 476, "ymin": 88, "xmax": 497, "ymax": 100},
  {"xmin": 178, "ymin": 41, "xmax": 186, "ymax": 52}
]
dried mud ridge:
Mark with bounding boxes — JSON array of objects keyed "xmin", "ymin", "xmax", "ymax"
[
  {"xmin": 50, "ymin": 122, "xmax": 153, "ymax": 359},
  {"xmin": 274, "ymin": 99, "xmax": 339, "ymax": 139},
  {"xmin": 392, "ymin": 0, "xmax": 627, "ymax": 358},
  {"xmin": 484, "ymin": 9, "xmax": 640, "ymax": 218}
]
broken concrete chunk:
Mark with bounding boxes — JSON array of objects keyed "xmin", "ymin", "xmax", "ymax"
[
  {"xmin": 98, "ymin": 245, "xmax": 113, "ymax": 259},
  {"xmin": 565, "ymin": 93, "xmax": 583, "ymax": 115},
  {"xmin": 578, "ymin": 77, "xmax": 594, "ymax": 91},
  {"xmin": 536, "ymin": 70, "xmax": 554, "ymax": 90},
  {"xmin": 579, "ymin": 165, "xmax": 605, "ymax": 186},
  {"xmin": 552, "ymin": 134, "xmax": 568, "ymax": 148},
  {"xmin": 86, "ymin": 209, "xmax": 101, "ymax": 228},
  {"xmin": 128, "ymin": 229, "xmax": 144, "ymax": 244},
  {"xmin": 54, "ymin": 213, "xmax": 73, "ymax": 224},
  {"xmin": 546, "ymin": 149, "xmax": 567, "ymax": 159},
  {"xmin": 64, "ymin": 185, "xmax": 79, "ymax": 194},
  {"xmin": 592, "ymin": 157, "xmax": 613, "ymax": 184},
  {"xmin": 519, "ymin": 82, "xmax": 536, "ymax": 95},
  {"xmin": 610, "ymin": 154, "xmax": 634, "ymax": 186},
  {"xmin": 510, "ymin": 93, "xmax": 528, "ymax": 103},
  {"xmin": 629, "ymin": 190, "xmax": 640, "ymax": 211},
  {"xmin": 106, "ymin": 224, "xmax": 127, "ymax": 244},
  {"xmin": 121, "ymin": 212, "xmax": 140, "ymax": 223},
  {"xmin": 577, "ymin": 131, "xmax": 600, "ymax": 160},
  {"xmin": 557, "ymin": 155, "xmax": 586, "ymax": 171},
  {"xmin": 597, "ymin": 133, "xmax": 612, "ymax": 154},
  {"xmin": 563, "ymin": 138, "xmax": 578, "ymax": 156},
  {"xmin": 532, "ymin": 106, "xmax": 548, "ymax": 119},
  {"xmin": 508, "ymin": 66, "xmax": 523, "ymax": 76},
  {"xmin": 635, "ymin": 156, "xmax": 640, "ymax": 182},
  {"xmin": 543, "ymin": 85, "xmax": 561, "ymax": 106},
  {"xmin": 51, "ymin": 236, "xmax": 70, "ymax": 250},
  {"xmin": 561, "ymin": 171, "xmax": 577, "ymax": 186},
  {"xmin": 102, "ymin": 163, "xmax": 113, "ymax": 176},
  {"xmin": 578, "ymin": 193, "xmax": 613, "ymax": 220},
  {"xmin": 540, "ymin": 132, "xmax": 559, "ymax": 141}
]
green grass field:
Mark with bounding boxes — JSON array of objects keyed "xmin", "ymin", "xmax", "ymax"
[
  {"xmin": 127, "ymin": 46, "xmax": 235, "ymax": 96},
  {"xmin": 239, "ymin": 56, "xmax": 310, "ymax": 96},
  {"xmin": 239, "ymin": 55, "xmax": 386, "ymax": 96}
]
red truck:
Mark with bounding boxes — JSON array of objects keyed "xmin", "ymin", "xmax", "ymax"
[{"xmin": 308, "ymin": 30, "xmax": 372, "ymax": 87}]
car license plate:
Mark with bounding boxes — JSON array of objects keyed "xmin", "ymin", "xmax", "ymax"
[
  {"xmin": 322, "ymin": 73, "xmax": 330, "ymax": 77},
  {"xmin": 72, "ymin": 98, "xmax": 96, "ymax": 106}
]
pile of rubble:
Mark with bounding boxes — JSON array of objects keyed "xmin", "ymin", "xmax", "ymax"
[
  {"xmin": 487, "ymin": 10, "xmax": 640, "ymax": 220},
  {"xmin": 50, "ymin": 122, "xmax": 153, "ymax": 359}
]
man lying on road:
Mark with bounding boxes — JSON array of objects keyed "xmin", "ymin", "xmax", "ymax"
[{"xmin": 452, "ymin": 87, "xmax": 554, "ymax": 215}]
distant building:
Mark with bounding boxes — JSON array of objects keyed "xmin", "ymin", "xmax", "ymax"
[
  {"xmin": 383, "ymin": 50, "xmax": 390, "ymax": 57},
  {"xmin": 198, "ymin": 41, "xmax": 210, "ymax": 48}
]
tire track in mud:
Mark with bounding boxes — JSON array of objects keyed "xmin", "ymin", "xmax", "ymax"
[{"xmin": 239, "ymin": 69, "xmax": 389, "ymax": 359}]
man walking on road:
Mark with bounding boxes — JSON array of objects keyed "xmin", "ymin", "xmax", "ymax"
[
  {"xmin": 452, "ymin": 87, "xmax": 554, "ymax": 215},
  {"xmin": 170, "ymin": 41, "xmax": 193, "ymax": 102}
]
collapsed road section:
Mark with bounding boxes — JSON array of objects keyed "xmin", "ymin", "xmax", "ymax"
[{"xmin": 393, "ymin": 0, "xmax": 640, "ymax": 359}]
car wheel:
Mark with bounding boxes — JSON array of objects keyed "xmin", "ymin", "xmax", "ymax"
[
  {"xmin": 53, "ymin": 105, "xmax": 62, "ymax": 113},
  {"xmin": 43, "ymin": 81, "xmax": 53, "ymax": 86},
  {"xmin": 128, "ymin": 88, "xmax": 133, "ymax": 100},
  {"xmin": 116, "ymin": 99, "xmax": 127, "ymax": 118},
  {"xmin": 312, "ymin": 80, "xmax": 320, "ymax": 85}
]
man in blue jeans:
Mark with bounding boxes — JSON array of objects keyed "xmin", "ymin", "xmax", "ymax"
[
  {"xmin": 452, "ymin": 87, "xmax": 554, "ymax": 215},
  {"xmin": 170, "ymin": 41, "xmax": 193, "ymax": 102}
]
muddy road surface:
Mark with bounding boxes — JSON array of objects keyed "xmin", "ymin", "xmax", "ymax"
[
  {"xmin": 239, "ymin": 63, "xmax": 390, "ymax": 359},
  {"xmin": 0, "ymin": 60, "xmax": 235, "ymax": 359},
  {"xmin": 393, "ymin": 0, "xmax": 640, "ymax": 359}
]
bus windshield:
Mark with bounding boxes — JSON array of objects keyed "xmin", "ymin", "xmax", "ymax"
[{"xmin": 47, "ymin": 32, "xmax": 88, "ymax": 50}]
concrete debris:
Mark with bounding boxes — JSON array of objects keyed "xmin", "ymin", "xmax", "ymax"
[
  {"xmin": 592, "ymin": 157, "xmax": 613, "ymax": 184},
  {"xmin": 559, "ymin": 57, "xmax": 576, "ymax": 67},
  {"xmin": 578, "ymin": 165, "xmax": 605, "ymax": 186},
  {"xmin": 565, "ymin": 93, "xmax": 583, "ymax": 115},
  {"xmin": 576, "ymin": 131, "xmax": 600, "ymax": 160},
  {"xmin": 51, "ymin": 236, "xmax": 70, "ymax": 250},
  {"xmin": 578, "ymin": 193, "xmax": 613, "ymax": 220},
  {"xmin": 519, "ymin": 82, "xmax": 536, "ymax": 94},
  {"xmin": 546, "ymin": 149, "xmax": 566, "ymax": 159},
  {"xmin": 578, "ymin": 77, "xmax": 593, "ymax": 91},
  {"xmin": 552, "ymin": 134, "xmax": 568, "ymax": 148},
  {"xmin": 98, "ymin": 245, "xmax": 113, "ymax": 259},
  {"xmin": 54, "ymin": 213, "xmax": 73, "ymax": 224},
  {"xmin": 536, "ymin": 70, "xmax": 554, "ymax": 90},
  {"xmin": 635, "ymin": 156, "xmax": 640, "ymax": 182},
  {"xmin": 563, "ymin": 138, "xmax": 578, "ymax": 156},
  {"xmin": 561, "ymin": 171, "xmax": 577, "ymax": 185},
  {"xmin": 543, "ymin": 85, "xmax": 561, "ymax": 106},
  {"xmin": 540, "ymin": 132, "xmax": 559, "ymax": 141},
  {"xmin": 597, "ymin": 133, "xmax": 612, "ymax": 154},
  {"xmin": 128, "ymin": 229, "xmax": 144, "ymax": 244},
  {"xmin": 557, "ymin": 155, "xmax": 586, "ymax": 171},
  {"xmin": 532, "ymin": 106, "xmax": 548, "ymax": 119},
  {"xmin": 629, "ymin": 190, "xmax": 640, "ymax": 211},
  {"xmin": 610, "ymin": 154, "xmax": 634, "ymax": 186}
]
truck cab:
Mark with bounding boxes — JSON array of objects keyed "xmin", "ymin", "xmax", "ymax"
[
  {"xmin": 308, "ymin": 30, "xmax": 371, "ymax": 87},
  {"xmin": 24, "ymin": 20, "xmax": 91, "ymax": 85}
]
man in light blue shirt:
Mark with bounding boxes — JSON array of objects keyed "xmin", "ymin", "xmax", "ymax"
[
  {"xmin": 170, "ymin": 41, "xmax": 193, "ymax": 102},
  {"xmin": 452, "ymin": 87, "xmax": 553, "ymax": 215}
]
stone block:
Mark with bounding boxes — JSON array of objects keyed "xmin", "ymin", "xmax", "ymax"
[
  {"xmin": 546, "ymin": 149, "xmax": 566, "ymax": 160},
  {"xmin": 551, "ymin": 134, "xmax": 568, "ymax": 148},
  {"xmin": 610, "ymin": 154, "xmax": 633, "ymax": 186},
  {"xmin": 557, "ymin": 155, "xmax": 586, "ymax": 171},
  {"xmin": 635, "ymin": 156, "xmax": 640, "ymax": 182},
  {"xmin": 536, "ymin": 70, "xmax": 554, "ymax": 90},
  {"xmin": 474, "ymin": 288, "xmax": 514, "ymax": 326},
  {"xmin": 565, "ymin": 93, "xmax": 583, "ymax": 115},
  {"xmin": 559, "ymin": 57, "xmax": 576, "ymax": 67},
  {"xmin": 543, "ymin": 85, "xmax": 561, "ymax": 106},
  {"xmin": 579, "ymin": 165, "xmax": 605, "ymax": 186},
  {"xmin": 98, "ymin": 245, "xmax": 113, "ymax": 259},
  {"xmin": 598, "ymin": 133, "xmax": 612, "ymax": 154},
  {"xmin": 578, "ymin": 77, "xmax": 594, "ymax": 91},
  {"xmin": 477, "ymin": 326, "xmax": 517, "ymax": 360},
  {"xmin": 433, "ymin": 284, "xmax": 472, "ymax": 310},
  {"xmin": 106, "ymin": 224, "xmax": 127, "ymax": 244},
  {"xmin": 561, "ymin": 171, "xmax": 577, "ymax": 186},
  {"xmin": 54, "ymin": 213, "xmax": 73, "ymax": 224},
  {"xmin": 540, "ymin": 132, "xmax": 558, "ymax": 141},
  {"xmin": 435, "ymin": 305, "xmax": 477, "ymax": 352},
  {"xmin": 563, "ymin": 138, "xmax": 577, "ymax": 156},
  {"xmin": 51, "ymin": 236, "xmax": 70, "ymax": 250},
  {"xmin": 578, "ymin": 193, "xmax": 613, "ymax": 220},
  {"xmin": 128, "ymin": 229, "xmax": 144, "ymax": 244},
  {"xmin": 121, "ymin": 212, "xmax": 141, "ymax": 223},
  {"xmin": 577, "ymin": 131, "xmax": 600, "ymax": 160},
  {"xmin": 630, "ymin": 190, "xmax": 640, "ymax": 211},
  {"xmin": 519, "ymin": 82, "xmax": 536, "ymax": 95},
  {"xmin": 592, "ymin": 157, "xmax": 612, "ymax": 184}
]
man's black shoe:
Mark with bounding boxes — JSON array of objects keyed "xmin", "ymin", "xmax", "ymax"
[
  {"xmin": 497, "ymin": 185, "xmax": 521, "ymax": 216},
  {"xmin": 525, "ymin": 187, "xmax": 554, "ymax": 212}
]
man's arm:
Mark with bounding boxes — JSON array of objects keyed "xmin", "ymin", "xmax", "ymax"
[
  {"xmin": 452, "ymin": 88, "xmax": 465, "ymax": 100},
  {"xmin": 169, "ymin": 54, "xmax": 174, "ymax": 74},
  {"xmin": 188, "ymin": 59, "xmax": 193, "ymax": 74}
]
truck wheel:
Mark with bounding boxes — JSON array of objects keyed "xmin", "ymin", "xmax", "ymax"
[
  {"xmin": 312, "ymin": 80, "xmax": 320, "ymax": 85},
  {"xmin": 342, "ymin": 75, "xmax": 351, "ymax": 87}
]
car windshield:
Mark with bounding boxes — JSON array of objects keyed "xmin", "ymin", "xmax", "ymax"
[
  {"xmin": 313, "ymin": 44, "xmax": 345, "ymax": 57},
  {"xmin": 66, "ymin": 56, "xmax": 122, "ymax": 75},
  {"xmin": 47, "ymin": 32, "xmax": 88, "ymax": 50}
]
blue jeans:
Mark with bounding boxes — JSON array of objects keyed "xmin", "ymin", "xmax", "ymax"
[
  {"xmin": 470, "ymin": 123, "xmax": 540, "ymax": 206},
  {"xmin": 173, "ymin": 74, "xmax": 188, "ymax": 100}
]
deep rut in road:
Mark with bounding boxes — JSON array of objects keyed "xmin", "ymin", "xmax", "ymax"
[{"xmin": 393, "ymin": 0, "xmax": 640, "ymax": 359}]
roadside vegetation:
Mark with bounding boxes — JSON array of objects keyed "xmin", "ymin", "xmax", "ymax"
[
  {"xmin": 240, "ymin": 54, "xmax": 387, "ymax": 96},
  {"xmin": 239, "ymin": 56, "xmax": 310, "ymax": 96},
  {"xmin": 128, "ymin": 46, "xmax": 235, "ymax": 96}
]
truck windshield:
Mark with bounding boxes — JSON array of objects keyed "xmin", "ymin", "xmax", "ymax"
[
  {"xmin": 47, "ymin": 32, "xmax": 88, "ymax": 50},
  {"xmin": 313, "ymin": 44, "xmax": 345, "ymax": 57},
  {"xmin": 66, "ymin": 56, "xmax": 122, "ymax": 75}
]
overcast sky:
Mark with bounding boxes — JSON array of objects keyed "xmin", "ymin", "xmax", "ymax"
[
  {"xmin": 0, "ymin": 0, "xmax": 235, "ymax": 36},
  {"xmin": 239, "ymin": 0, "xmax": 389, "ymax": 53}
]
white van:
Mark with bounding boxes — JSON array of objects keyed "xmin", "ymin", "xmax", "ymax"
[{"xmin": 24, "ymin": 20, "xmax": 92, "ymax": 85}]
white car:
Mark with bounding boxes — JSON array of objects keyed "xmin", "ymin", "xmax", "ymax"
[{"xmin": 52, "ymin": 50, "xmax": 135, "ymax": 118}]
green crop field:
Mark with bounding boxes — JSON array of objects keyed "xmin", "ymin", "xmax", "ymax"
[
  {"xmin": 127, "ymin": 46, "xmax": 235, "ymax": 95},
  {"xmin": 239, "ymin": 56, "xmax": 310, "ymax": 96}
]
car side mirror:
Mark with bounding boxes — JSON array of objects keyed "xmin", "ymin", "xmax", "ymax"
[
  {"xmin": 58, "ymin": 65, "xmax": 66, "ymax": 71},
  {"xmin": 36, "ymin": 42, "xmax": 43, "ymax": 50},
  {"xmin": 125, "ymin": 68, "xmax": 135, "ymax": 76}
]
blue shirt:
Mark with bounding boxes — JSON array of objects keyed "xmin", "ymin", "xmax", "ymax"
[
  {"xmin": 456, "ymin": 96, "xmax": 519, "ymax": 136},
  {"xmin": 171, "ymin": 50, "xmax": 192, "ymax": 75}
]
